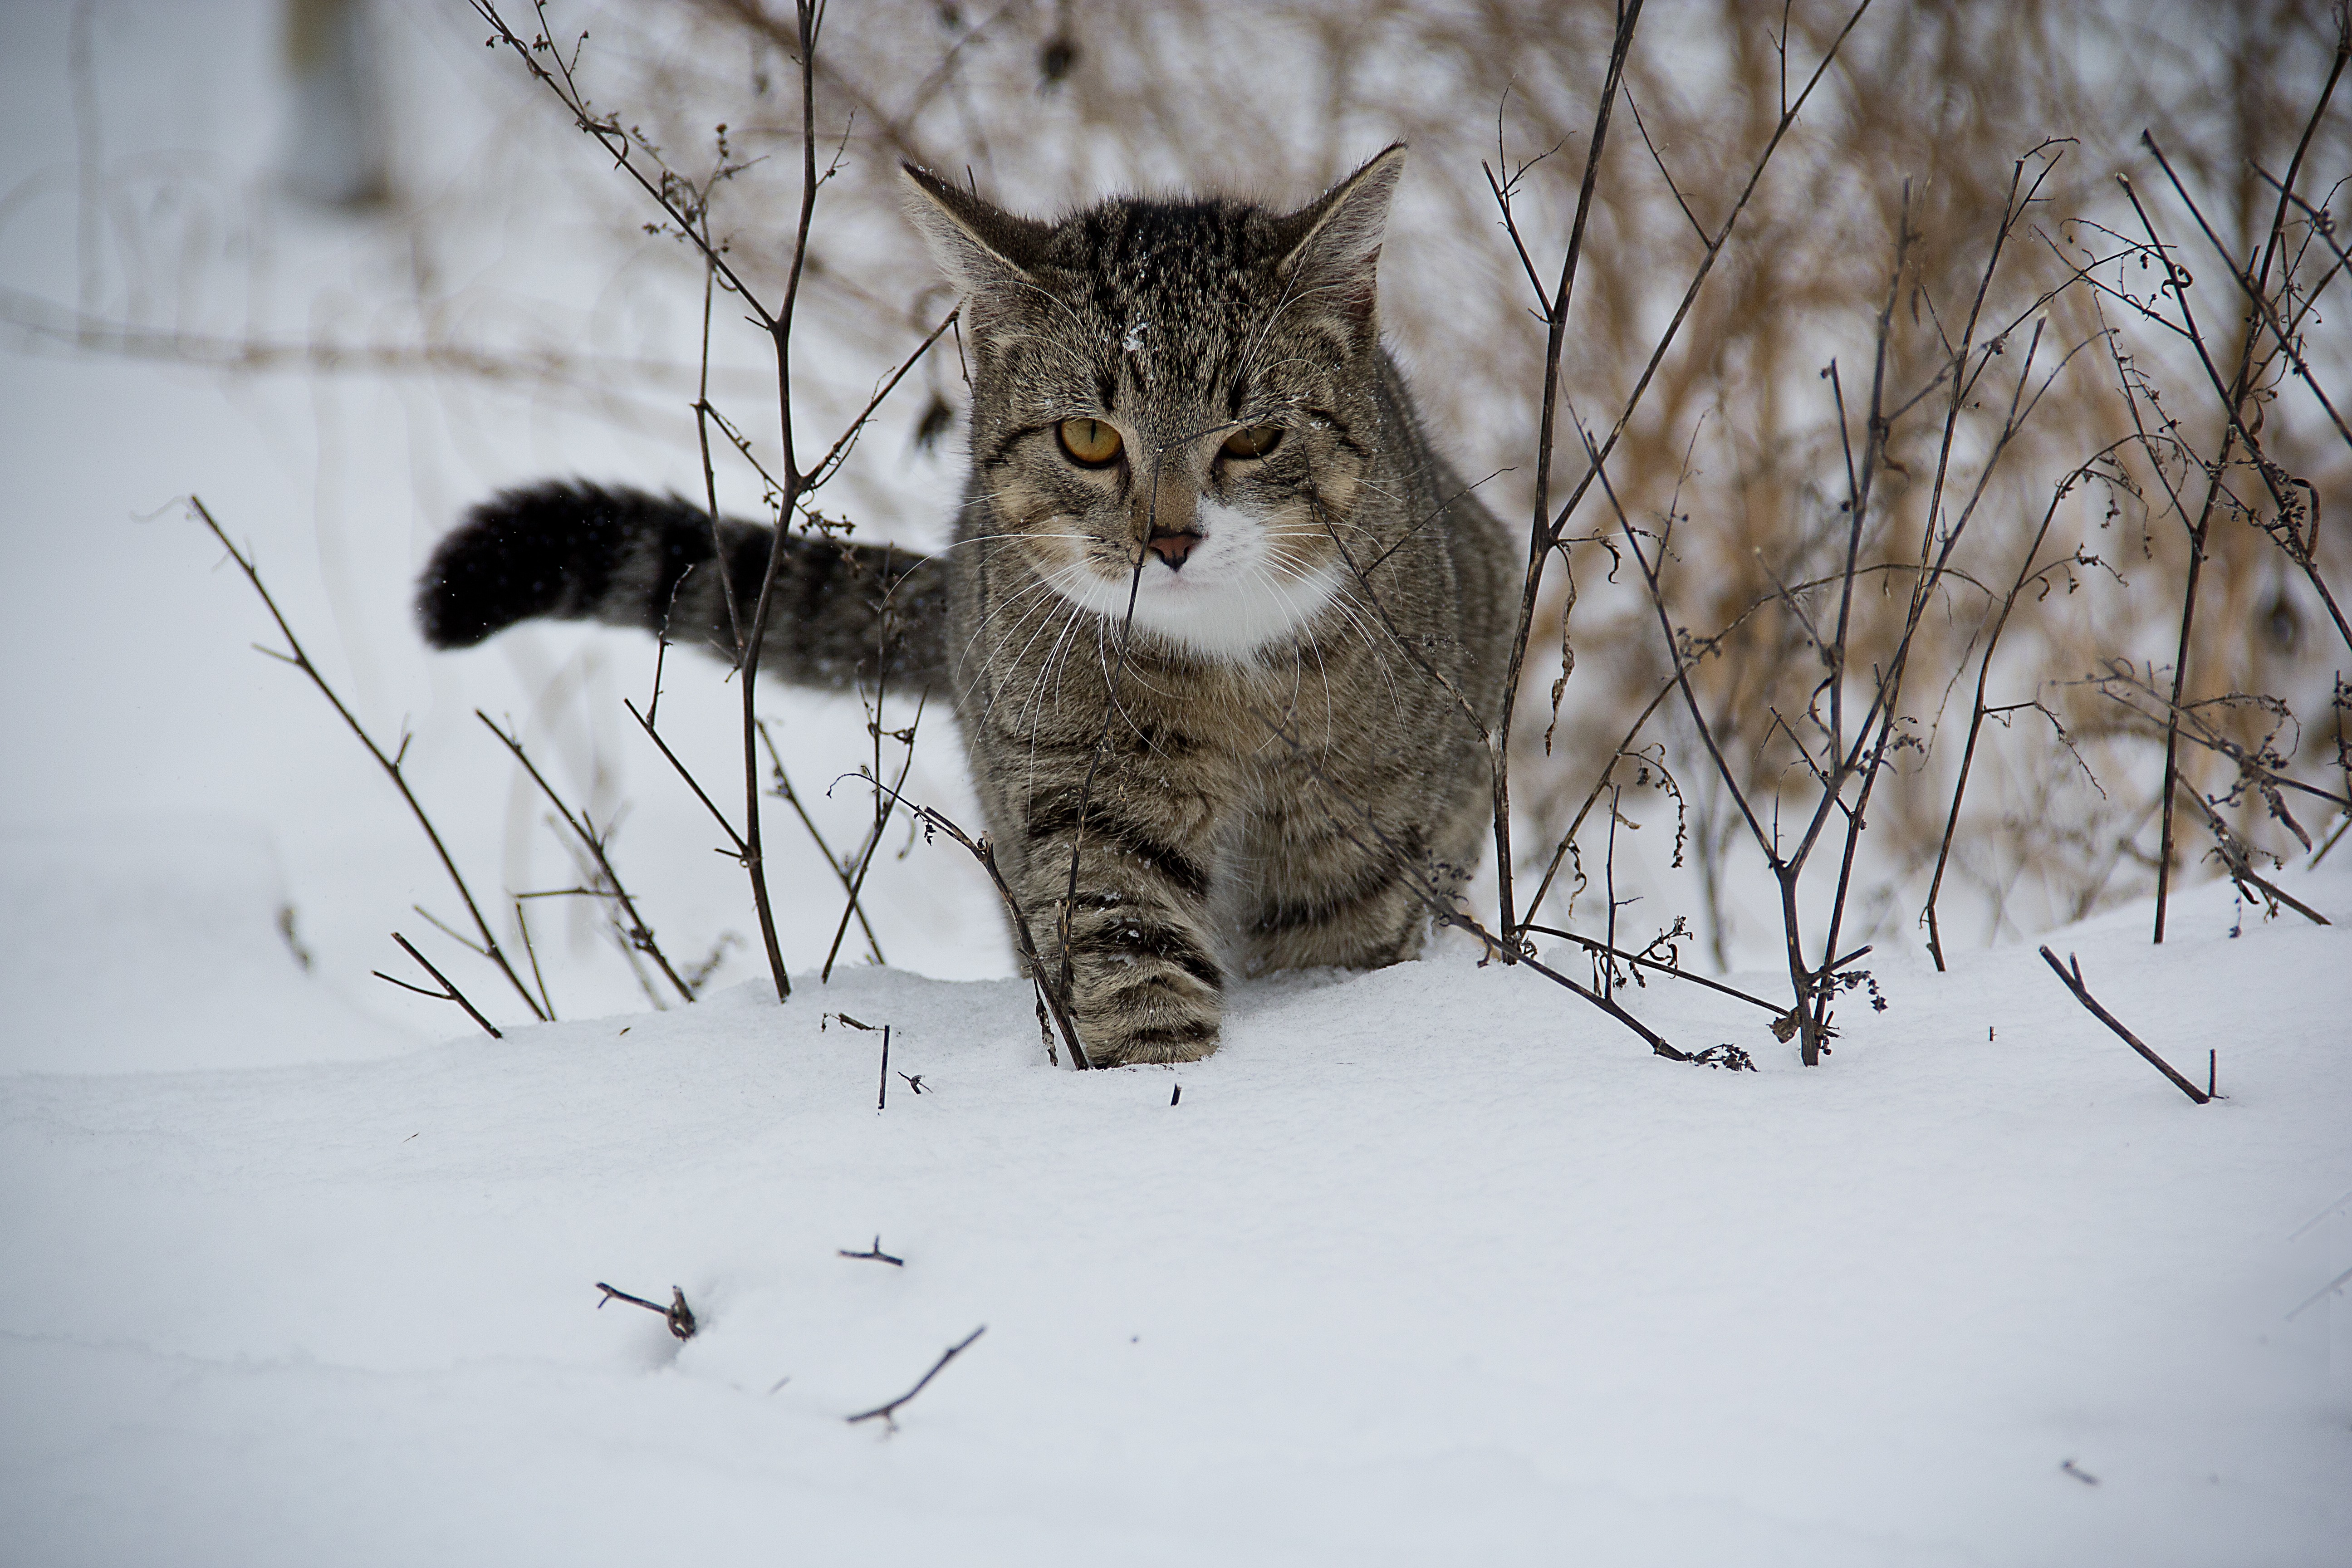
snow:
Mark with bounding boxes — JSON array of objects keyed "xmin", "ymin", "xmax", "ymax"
[
  {"xmin": 3, "ymin": 864, "xmax": 2349, "ymax": 1564},
  {"xmin": 4, "ymin": 4, "xmax": 2349, "ymax": 1563}
]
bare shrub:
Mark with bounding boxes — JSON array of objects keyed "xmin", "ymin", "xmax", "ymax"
[{"xmin": 30, "ymin": 0, "xmax": 2350, "ymax": 1044}]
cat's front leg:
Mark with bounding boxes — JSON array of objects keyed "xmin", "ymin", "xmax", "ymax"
[{"xmin": 996, "ymin": 758, "xmax": 1230, "ymax": 1065}]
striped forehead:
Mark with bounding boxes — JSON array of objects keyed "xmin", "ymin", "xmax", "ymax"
[{"xmin": 1045, "ymin": 199, "xmax": 1268, "ymax": 406}]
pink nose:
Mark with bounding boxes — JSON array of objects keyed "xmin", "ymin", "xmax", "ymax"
[{"xmin": 1147, "ymin": 531, "xmax": 1202, "ymax": 567}]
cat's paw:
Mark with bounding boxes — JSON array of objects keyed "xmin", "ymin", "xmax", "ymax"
[{"xmin": 1087, "ymin": 1017, "xmax": 1220, "ymax": 1066}]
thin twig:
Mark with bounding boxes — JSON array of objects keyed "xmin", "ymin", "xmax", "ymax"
[
  {"xmin": 2037, "ymin": 946, "xmax": 2211, "ymax": 1104},
  {"xmin": 758, "ymin": 721, "xmax": 885, "ymax": 964},
  {"xmin": 1490, "ymin": 0, "xmax": 1647, "ymax": 947},
  {"xmin": 191, "ymin": 497, "xmax": 544, "ymax": 1022},
  {"xmin": 375, "ymin": 933, "xmax": 503, "ymax": 1039},
  {"xmin": 806, "ymin": 308, "xmax": 959, "ymax": 491},
  {"xmin": 846, "ymin": 1325, "xmax": 985, "ymax": 1428},
  {"xmin": 479, "ymin": 711, "xmax": 697, "ymax": 1003},
  {"xmin": 623, "ymin": 698, "xmax": 746, "ymax": 853},
  {"xmin": 2171, "ymin": 783, "xmax": 2333, "ymax": 926},
  {"xmin": 867, "ymin": 782, "xmax": 1089, "ymax": 1069},
  {"xmin": 838, "ymin": 1235, "xmax": 905, "ymax": 1266},
  {"xmin": 823, "ymin": 685, "xmax": 925, "ymax": 982},
  {"xmin": 1926, "ymin": 446, "xmax": 2132, "ymax": 968},
  {"xmin": 1520, "ymin": 925, "xmax": 1783, "ymax": 1013},
  {"xmin": 595, "ymin": 1282, "xmax": 698, "ymax": 1340}
]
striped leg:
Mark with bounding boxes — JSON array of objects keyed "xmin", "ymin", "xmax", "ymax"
[
  {"xmin": 1237, "ymin": 799, "xmax": 1437, "ymax": 976},
  {"xmin": 992, "ymin": 760, "xmax": 1230, "ymax": 1065}
]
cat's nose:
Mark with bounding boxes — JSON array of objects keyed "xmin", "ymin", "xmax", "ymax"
[{"xmin": 1147, "ymin": 530, "xmax": 1202, "ymax": 568}]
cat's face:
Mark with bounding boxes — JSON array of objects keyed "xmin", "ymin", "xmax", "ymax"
[{"xmin": 905, "ymin": 150, "xmax": 1405, "ymax": 662}]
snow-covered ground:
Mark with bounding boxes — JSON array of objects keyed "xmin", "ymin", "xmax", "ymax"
[
  {"xmin": 5, "ymin": 848, "xmax": 2349, "ymax": 1565},
  {"xmin": 4, "ymin": 5, "xmax": 2348, "ymax": 1564}
]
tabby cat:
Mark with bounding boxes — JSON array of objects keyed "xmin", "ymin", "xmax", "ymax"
[{"xmin": 417, "ymin": 145, "xmax": 1515, "ymax": 1063}]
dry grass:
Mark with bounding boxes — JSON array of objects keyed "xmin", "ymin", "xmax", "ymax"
[
  {"xmin": 564, "ymin": 0, "xmax": 2349, "ymax": 964},
  {"xmin": 30, "ymin": 0, "xmax": 2350, "ymax": 985}
]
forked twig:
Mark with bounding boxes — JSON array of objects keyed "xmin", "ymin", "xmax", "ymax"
[
  {"xmin": 1520, "ymin": 925, "xmax": 1782, "ymax": 1013},
  {"xmin": 869, "ymin": 781, "xmax": 1090, "ymax": 1069},
  {"xmin": 479, "ymin": 711, "xmax": 698, "ymax": 1003},
  {"xmin": 2037, "ymin": 946, "xmax": 2211, "ymax": 1104},
  {"xmin": 838, "ymin": 1235, "xmax": 905, "ymax": 1266},
  {"xmin": 758, "ymin": 721, "xmax": 885, "ymax": 965},
  {"xmin": 846, "ymin": 1325, "xmax": 985, "ymax": 1429},
  {"xmin": 192, "ymin": 497, "xmax": 545, "ymax": 1024},
  {"xmin": 595, "ymin": 1282, "xmax": 698, "ymax": 1340},
  {"xmin": 374, "ymin": 933, "xmax": 503, "ymax": 1039}
]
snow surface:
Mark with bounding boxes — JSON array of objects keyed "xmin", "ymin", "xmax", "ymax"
[
  {"xmin": 3, "ymin": 861, "xmax": 2349, "ymax": 1565},
  {"xmin": 4, "ymin": 4, "xmax": 2350, "ymax": 1563}
]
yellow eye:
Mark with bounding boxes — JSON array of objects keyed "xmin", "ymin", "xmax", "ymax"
[
  {"xmin": 1220, "ymin": 423, "xmax": 1284, "ymax": 460},
  {"xmin": 1057, "ymin": 417, "xmax": 1124, "ymax": 467}
]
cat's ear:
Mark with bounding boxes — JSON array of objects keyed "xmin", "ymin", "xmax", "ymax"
[
  {"xmin": 901, "ymin": 164, "xmax": 1051, "ymax": 302},
  {"xmin": 1268, "ymin": 142, "xmax": 1407, "ymax": 323}
]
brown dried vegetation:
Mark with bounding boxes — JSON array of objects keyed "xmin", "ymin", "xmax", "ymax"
[
  {"xmin": 582, "ymin": 0, "xmax": 2350, "ymax": 970},
  {"xmin": 29, "ymin": 0, "xmax": 2349, "ymax": 1034}
]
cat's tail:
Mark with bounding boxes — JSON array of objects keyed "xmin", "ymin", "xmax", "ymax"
[{"xmin": 416, "ymin": 481, "xmax": 948, "ymax": 697}]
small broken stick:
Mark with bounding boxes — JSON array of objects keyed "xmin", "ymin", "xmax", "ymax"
[
  {"xmin": 847, "ymin": 1325, "xmax": 986, "ymax": 1430},
  {"xmin": 838, "ymin": 1235, "xmax": 905, "ymax": 1267},
  {"xmin": 2037, "ymin": 946, "xmax": 2213, "ymax": 1104},
  {"xmin": 596, "ymin": 1282, "xmax": 697, "ymax": 1340}
]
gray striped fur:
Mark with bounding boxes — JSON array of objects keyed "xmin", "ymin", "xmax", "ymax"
[{"xmin": 420, "ymin": 146, "xmax": 1514, "ymax": 1064}]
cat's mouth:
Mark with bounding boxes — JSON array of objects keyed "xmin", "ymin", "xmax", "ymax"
[{"xmin": 1040, "ymin": 507, "xmax": 1342, "ymax": 661}]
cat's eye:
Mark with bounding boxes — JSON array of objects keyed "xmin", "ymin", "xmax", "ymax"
[
  {"xmin": 1220, "ymin": 423, "xmax": 1284, "ymax": 460},
  {"xmin": 1057, "ymin": 417, "xmax": 1124, "ymax": 467}
]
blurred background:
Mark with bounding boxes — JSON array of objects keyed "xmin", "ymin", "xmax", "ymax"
[{"xmin": 3, "ymin": 0, "xmax": 2344, "ymax": 1061}]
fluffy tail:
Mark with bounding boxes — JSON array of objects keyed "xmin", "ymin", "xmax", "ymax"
[{"xmin": 416, "ymin": 481, "xmax": 948, "ymax": 696}]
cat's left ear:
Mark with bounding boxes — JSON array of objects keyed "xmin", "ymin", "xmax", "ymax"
[{"xmin": 1268, "ymin": 143, "xmax": 1407, "ymax": 325}]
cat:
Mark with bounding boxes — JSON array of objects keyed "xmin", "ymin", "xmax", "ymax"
[{"xmin": 416, "ymin": 144, "xmax": 1515, "ymax": 1064}]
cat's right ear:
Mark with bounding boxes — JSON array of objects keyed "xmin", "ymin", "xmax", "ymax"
[{"xmin": 900, "ymin": 164, "xmax": 1049, "ymax": 303}]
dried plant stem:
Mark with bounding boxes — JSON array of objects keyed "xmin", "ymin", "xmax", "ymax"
[
  {"xmin": 693, "ymin": 257, "xmax": 743, "ymax": 654},
  {"xmin": 724, "ymin": 0, "xmax": 831, "ymax": 1004},
  {"xmin": 374, "ymin": 933, "xmax": 504, "ymax": 1039},
  {"xmin": 623, "ymin": 697, "xmax": 745, "ymax": 852},
  {"xmin": 2145, "ymin": 403, "xmax": 2240, "ymax": 946},
  {"xmin": 1257, "ymin": 712, "xmax": 1689, "ymax": 1062},
  {"xmin": 2106, "ymin": 33, "xmax": 2347, "ymax": 935},
  {"xmin": 867, "ymin": 782, "xmax": 1089, "ymax": 1069},
  {"xmin": 1521, "ymin": 687, "xmax": 1679, "ymax": 930},
  {"xmin": 2138, "ymin": 40, "xmax": 2352, "ymax": 653},
  {"xmin": 512, "ymin": 897, "xmax": 557, "ymax": 1019},
  {"xmin": 807, "ymin": 307, "xmax": 959, "ymax": 490},
  {"xmin": 2170, "ymin": 782, "xmax": 2332, "ymax": 926},
  {"xmin": 1925, "ymin": 448, "xmax": 2129, "ymax": 970},
  {"xmin": 823, "ymin": 682, "xmax": 924, "ymax": 983},
  {"xmin": 191, "ymin": 496, "xmax": 544, "ymax": 1024},
  {"xmin": 477, "ymin": 711, "xmax": 696, "ymax": 1004},
  {"xmin": 595, "ymin": 1282, "xmax": 697, "ymax": 1340},
  {"xmin": 1492, "ymin": 3, "xmax": 1880, "ymax": 948},
  {"xmin": 478, "ymin": 0, "xmax": 858, "ymax": 1004},
  {"xmin": 1487, "ymin": 0, "xmax": 1646, "ymax": 945},
  {"xmin": 2037, "ymin": 946, "xmax": 2212, "ymax": 1104},
  {"xmin": 846, "ymin": 1325, "xmax": 985, "ymax": 1429},
  {"xmin": 757, "ymin": 722, "xmax": 885, "ymax": 965},
  {"xmin": 1519, "ymin": 924, "xmax": 1782, "ymax": 1014}
]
